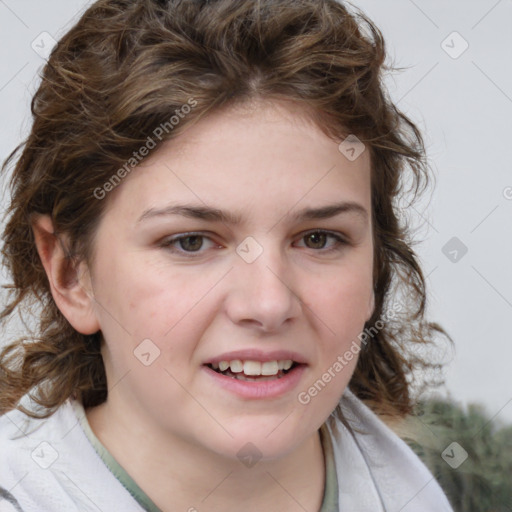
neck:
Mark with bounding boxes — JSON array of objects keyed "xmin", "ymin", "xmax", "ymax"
[{"xmin": 85, "ymin": 399, "xmax": 326, "ymax": 512}]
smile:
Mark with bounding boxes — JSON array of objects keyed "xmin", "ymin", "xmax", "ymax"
[{"xmin": 208, "ymin": 359, "xmax": 296, "ymax": 380}]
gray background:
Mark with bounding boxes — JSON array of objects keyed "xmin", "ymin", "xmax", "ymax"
[{"xmin": 1, "ymin": 0, "xmax": 511, "ymax": 422}]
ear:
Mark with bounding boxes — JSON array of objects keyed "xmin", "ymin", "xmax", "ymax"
[{"xmin": 32, "ymin": 215, "xmax": 100, "ymax": 335}]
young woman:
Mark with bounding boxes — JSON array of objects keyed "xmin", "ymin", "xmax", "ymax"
[{"xmin": 0, "ymin": 0, "xmax": 453, "ymax": 510}]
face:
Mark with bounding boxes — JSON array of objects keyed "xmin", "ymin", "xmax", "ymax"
[{"xmin": 84, "ymin": 100, "xmax": 374, "ymax": 460}]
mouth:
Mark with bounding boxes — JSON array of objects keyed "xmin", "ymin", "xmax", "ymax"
[{"xmin": 205, "ymin": 359, "xmax": 302, "ymax": 382}]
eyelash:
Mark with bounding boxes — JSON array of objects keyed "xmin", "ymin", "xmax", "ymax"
[{"xmin": 160, "ymin": 230, "xmax": 348, "ymax": 257}]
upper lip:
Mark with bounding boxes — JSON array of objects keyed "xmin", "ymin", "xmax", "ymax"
[{"xmin": 204, "ymin": 349, "xmax": 308, "ymax": 365}]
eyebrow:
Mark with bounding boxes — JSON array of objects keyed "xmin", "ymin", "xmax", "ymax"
[{"xmin": 137, "ymin": 201, "xmax": 368, "ymax": 225}]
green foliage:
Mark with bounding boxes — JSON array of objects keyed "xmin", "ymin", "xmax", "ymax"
[{"xmin": 401, "ymin": 398, "xmax": 512, "ymax": 512}]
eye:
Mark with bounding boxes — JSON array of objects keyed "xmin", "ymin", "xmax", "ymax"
[
  {"xmin": 161, "ymin": 233, "xmax": 219, "ymax": 255},
  {"xmin": 177, "ymin": 235, "xmax": 204, "ymax": 252},
  {"xmin": 295, "ymin": 230, "xmax": 347, "ymax": 252}
]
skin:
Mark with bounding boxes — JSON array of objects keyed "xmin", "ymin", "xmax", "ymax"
[{"xmin": 33, "ymin": 99, "xmax": 374, "ymax": 512}]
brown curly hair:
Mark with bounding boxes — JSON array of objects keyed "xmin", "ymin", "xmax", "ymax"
[{"xmin": 0, "ymin": 0, "xmax": 446, "ymax": 419}]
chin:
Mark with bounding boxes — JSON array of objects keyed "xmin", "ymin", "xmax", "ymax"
[{"xmin": 219, "ymin": 420, "xmax": 312, "ymax": 461}]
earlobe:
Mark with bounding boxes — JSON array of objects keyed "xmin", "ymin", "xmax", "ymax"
[{"xmin": 32, "ymin": 215, "xmax": 100, "ymax": 335}]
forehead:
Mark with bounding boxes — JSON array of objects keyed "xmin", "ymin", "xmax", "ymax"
[{"xmin": 102, "ymin": 100, "xmax": 371, "ymax": 225}]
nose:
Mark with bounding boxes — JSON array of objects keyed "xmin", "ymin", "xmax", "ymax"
[{"xmin": 224, "ymin": 244, "xmax": 302, "ymax": 333}]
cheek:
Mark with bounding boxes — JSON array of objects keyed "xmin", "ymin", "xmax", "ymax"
[
  {"xmin": 91, "ymin": 259, "xmax": 203, "ymax": 389},
  {"xmin": 88, "ymin": 251, "xmax": 167, "ymax": 353},
  {"xmin": 305, "ymin": 262, "xmax": 373, "ymax": 330},
  {"xmin": 93, "ymin": 253, "xmax": 223, "ymax": 358},
  {"xmin": 301, "ymin": 270, "xmax": 371, "ymax": 406}
]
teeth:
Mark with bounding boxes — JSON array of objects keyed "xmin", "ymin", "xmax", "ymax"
[
  {"xmin": 212, "ymin": 359, "xmax": 294, "ymax": 376},
  {"xmin": 230, "ymin": 360, "xmax": 243, "ymax": 373},
  {"xmin": 243, "ymin": 361, "xmax": 262, "ymax": 376},
  {"xmin": 261, "ymin": 361, "xmax": 279, "ymax": 375},
  {"xmin": 282, "ymin": 360, "xmax": 293, "ymax": 370}
]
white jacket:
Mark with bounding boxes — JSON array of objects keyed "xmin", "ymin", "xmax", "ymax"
[{"xmin": 0, "ymin": 389, "xmax": 453, "ymax": 511}]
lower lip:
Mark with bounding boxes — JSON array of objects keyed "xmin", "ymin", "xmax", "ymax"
[{"xmin": 202, "ymin": 364, "xmax": 307, "ymax": 399}]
